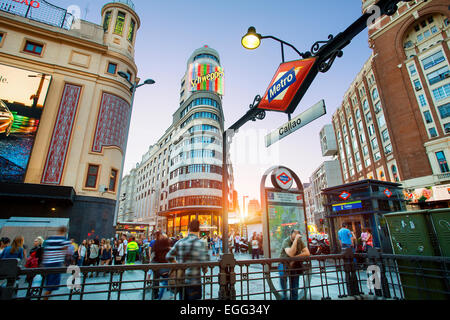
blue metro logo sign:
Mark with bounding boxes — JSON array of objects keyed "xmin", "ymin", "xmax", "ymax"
[
  {"xmin": 258, "ymin": 57, "xmax": 318, "ymax": 114},
  {"xmin": 339, "ymin": 191, "xmax": 351, "ymax": 201},
  {"xmin": 277, "ymin": 172, "xmax": 292, "ymax": 185},
  {"xmin": 268, "ymin": 68, "xmax": 296, "ymax": 103}
]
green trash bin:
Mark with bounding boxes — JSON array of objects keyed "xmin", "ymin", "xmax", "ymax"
[
  {"xmin": 385, "ymin": 210, "xmax": 448, "ymax": 300},
  {"xmin": 429, "ymin": 209, "xmax": 450, "ymax": 257}
]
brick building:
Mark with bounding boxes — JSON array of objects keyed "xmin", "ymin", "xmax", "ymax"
[{"xmin": 331, "ymin": 0, "xmax": 449, "ymax": 207}]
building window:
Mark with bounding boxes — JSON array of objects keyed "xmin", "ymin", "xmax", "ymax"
[
  {"xmin": 114, "ymin": 11, "xmax": 126, "ymax": 35},
  {"xmin": 408, "ymin": 64, "xmax": 417, "ymax": 76},
  {"xmin": 371, "ymin": 138, "xmax": 379, "ymax": 150},
  {"xmin": 377, "ymin": 115, "xmax": 386, "ymax": 128},
  {"xmin": 103, "ymin": 11, "xmax": 112, "ymax": 31},
  {"xmin": 437, "ymin": 103, "xmax": 450, "ymax": 119},
  {"xmin": 85, "ymin": 165, "xmax": 100, "ymax": 188},
  {"xmin": 444, "ymin": 123, "xmax": 450, "ymax": 134},
  {"xmin": 427, "ymin": 66, "xmax": 450, "ymax": 86},
  {"xmin": 0, "ymin": 32, "xmax": 4, "ymax": 44},
  {"xmin": 128, "ymin": 19, "xmax": 136, "ymax": 42},
  {"xmin": 429, "ymin": 127, "xmax": 438, "ymax": 137},
  {"xmin": 368, "ymin": 124, "xmax": 375, "ymax": 136},
  {"xmin": 382, "ymin": 129, "xmax": 390, "ymax": 142},
  {"xmin": 355, "ymin": 109, "xmax": 361, "ymax": 119},
  {"xmin": 422, "ymin": 51, "xmax": 445, "ymax": 70},
  {"xmin": 363, "ymin": 145, "xmax": 369, "ymax": 156},
  {"xmin": 363, "ymin": 100, "xmax": 369, "ymax": 111},
  {"xmin": 374, "ymin": 101, "xmax": 382, "ymax": 113},
  {"xmin": 372, "ymin": 88, "xmax": 379, "ymax": 101},
  {"xmin": 107, "ymin": 62, "xmax": 117, "ymax": 74},
  {"xmin": 423, "ymin": 110, "xmax": 433, "ymax": 123},
  {"xmin": 109, "ymin": 169, "xmax": 118, "ymax": 192},
  {"xmin": 365, "ymin": 158, "xmax": 371, "ymax": 167},
  {"xmin": 433, "ymin": 84, "xmax": 450, "ymax": 101},
  {"xmin": 436, "ymin": 151, "xmax": 449, "ymax": 173},
  {"xmin": 23, "ymin": 41, "xmax": 43, "ymax": 55},
  {"xmin": 360, "ymin": 133, "xmax": 366, "ymax": 144},
  {"xmin": 385, "ymin": 144, "xmax": 392, "ymax": 155},
  {"xmin": 418, "ymin": 94, "xmax": 427, "ymax": 107},
  {"xmin": 414, "ymin": 79, "xmax": 422, "ymax": 91},
  {"xmin": 391, "ymin": 165, "xmax": 400, "ymax": 182},
  {"xmin": 366, "ymin": 112, "xmax": 372, "ymax": 123}
]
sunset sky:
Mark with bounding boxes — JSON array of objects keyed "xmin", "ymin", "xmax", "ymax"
[{"xmin": 56, "ymin": 0, "xmax": 373, "ymax": 209}]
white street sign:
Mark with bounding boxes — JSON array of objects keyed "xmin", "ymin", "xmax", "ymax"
[{"xmin": 265, "ymin": 100, "xmax": 326, "ymax": 147}]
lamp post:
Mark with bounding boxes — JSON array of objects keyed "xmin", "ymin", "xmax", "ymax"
[
  {"xmin": 242, "ymin": 195, "xmax": 248, "ymax": 238},
  {"xmin": 221, "ymin": 0, "xmax": 407, "ymax": 258},
  {"xmin": 113, "ymin": 72, "xmax": 155, "ymax": 230}
]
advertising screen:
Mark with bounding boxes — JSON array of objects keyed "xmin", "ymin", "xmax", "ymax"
[
  {"xmin": 266, "ymin": 190, "xmax": 307, "ymax": 259},
  {"xmin": 0, "ymin": 63, "xmax": 51, "ymax": 183},
  {"xmin": 188, "ymin": 63, "xmax": 224, "ymax": 95}
]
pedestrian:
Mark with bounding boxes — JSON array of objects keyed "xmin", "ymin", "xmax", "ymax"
[
  {"xmin": 258, "ymin": 233, "xmax": 264, "ymax": 256},
  {"xmin": 100, "ymin": 239, "xmax": 112, "ymax": 267},
  {"xmin": 41, "ymin": 226, "xmax": 71, "ymax": 300},
  {"xmin": 278, "ymin": 229, "xmax": 310, "ymax": 300},
  {"xmin": 0, "ymin": 236, "xmax": 26, "ymax": 262},
  {"xmin": 78, "ymin": 240, "xmax": 87, "ymax": 267},
  {"xmin": 0, "ymin": 237, "xmax": 11, "ymax": 255},
  {"xmin": 211, "ymin": 234, "xmax": 217, "ymax": 256},
  {"xmin": 251, "ymin": 234, "xmax": 260, "ymax": 259},
  {"xmin": 112, "ymin": 240, "xmax": 119, "ymax": 265},
  {"xmin": 117, "ymin": 239, "xmax": 125, "ymax": 265},
  {"xmin": 166, "ymin": 220, "xmax": 209, "ymax": 301},
  {"xmin": 126, "ymin": 237, "xmax": 139, "ymax": 265},
  {"xmin": 361, "ymin": 228, "xmax": 374, "ymax": 252},
  {"xmin": 25, "ymin": 236, "xmax": 44, "ymax": 289},
  {"xmin": 87, "ymin": 239, "xmax": 100, "ymax": 277},
  {"xmin": 214, "ymin": 235, "xmax": 222, "ymax": 256},
  {"xmin": 234, "ymin": 234, "xmax": 240, "ymax": 254},
  {"xmin": 121, "ymin": 234, "xmax": 128, "ymax": 262},
  {"xmin": 70, "ymin": 238, "xmax": 79, "ymax": 265},
  {"xmin": 151, "ymin": 231, "xmax": 172, "ymax": 299},
  {"xmin": 338, "ymin": 223, "xmax": 355, "ymax": 252}
]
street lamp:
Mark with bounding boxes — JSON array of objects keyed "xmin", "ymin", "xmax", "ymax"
[
  {"xmin": 113, "ymin": 72, "xmax": 155, "ymax": 230},
  {"xmin": 241, "ymin": 26, "xmax": 309, "ymax": 63}
]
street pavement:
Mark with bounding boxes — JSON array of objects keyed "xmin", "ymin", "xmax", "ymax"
[{"xmin": 14, "ymin": 250, "xmax": 396, "ymax": 300}]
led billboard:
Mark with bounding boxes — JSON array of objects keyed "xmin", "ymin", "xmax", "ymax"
[
  {"xmin": 0, "ymin": 63, "xmax": 51, "ymax": 183},
  {"xmin": 188, "ymin": 63, "xmax": 224, "ymax": 95}
]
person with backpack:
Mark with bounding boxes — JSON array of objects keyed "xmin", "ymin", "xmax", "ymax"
[
  {"xmin": 166, "ymin": 220, "xmax": 209, "ymax": 300},
  {"xmin": 87, "ymin": 239, "xmax": 100, "ymax": 277}
]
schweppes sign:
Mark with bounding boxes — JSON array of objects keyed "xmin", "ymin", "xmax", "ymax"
[
  {"xmin": 188, "ymin": 63, "xmax": 224, "ymax": 95},
  {"xmin": 258, "ymin": 58, "xmax": 317, "ymax": 114}
]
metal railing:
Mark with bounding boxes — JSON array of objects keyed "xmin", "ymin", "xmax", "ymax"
[
  {"xmin": 0, "ymin": 0, "xmax": 73, "ymax": 30},
  {"xmin": 0, "ymin": 248, "xmax": 449, "ymax": 300}
]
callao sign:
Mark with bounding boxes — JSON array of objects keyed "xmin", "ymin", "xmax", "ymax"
[{"xmin": 258, "ymin": 57, "xmax": 317, "ymax": 114}]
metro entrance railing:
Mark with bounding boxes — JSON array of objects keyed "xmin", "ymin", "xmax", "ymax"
[{"xmin": 0, "ymin": 248, "xmax": 449, "ymax": 300}]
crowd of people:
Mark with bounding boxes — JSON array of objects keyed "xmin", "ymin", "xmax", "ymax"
[{"xmin": 0, "ymin": 224, "xmax": 269, "ymax": 300}]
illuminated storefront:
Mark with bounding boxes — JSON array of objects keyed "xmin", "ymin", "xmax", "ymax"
[{"xmin": 161, "ymin": 210, "xmax": 222, "ymax": 238}]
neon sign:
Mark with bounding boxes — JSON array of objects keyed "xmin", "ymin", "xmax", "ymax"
[{"xmin": 188, "ymin": 63, "xmax": 224, "ymax": 95}]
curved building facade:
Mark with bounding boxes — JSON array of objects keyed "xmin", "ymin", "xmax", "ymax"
[
  {"xmin": 0, "ymin": 0, "xmax": 141, "ymax": 242},
  {"xmin": 125, "ymin": 46, "xmax": 229, "ymax": 237}
]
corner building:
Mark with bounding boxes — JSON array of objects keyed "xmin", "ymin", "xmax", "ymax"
[
  {"xmin": 332, "ymin": 0, "xmax": 449, "ymax": 207},
  {"xmin": 0, "ymin": 0, "xmax": 141, "ymax": 241},
  {"xmin": 127, "ymin": 46, "xmax": 229, "ymax": 237}
]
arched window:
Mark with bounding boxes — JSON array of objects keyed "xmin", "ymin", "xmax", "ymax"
[
  {"xmin": 372, "ymin": 88, "xmax": 379, "ymax": 101},
  {"xmin": 391, "ymin": 165, "xmax": 400, "ymax": 182}
]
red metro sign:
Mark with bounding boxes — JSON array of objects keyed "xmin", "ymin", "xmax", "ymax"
[{"xmin": 258, "ymin": 57, "xmax": 318, "ymax": 114}]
